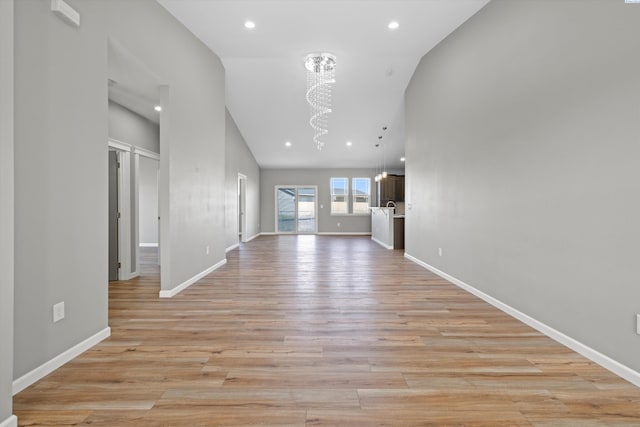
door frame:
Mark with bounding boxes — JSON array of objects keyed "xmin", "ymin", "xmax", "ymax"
[
  {"xmin": 108, "ymin": 140, "xmax": 161, "ymax": 279},
  {"xmin": 108, "ymin": 139, "xmax": 132, "ymax": 280},
  {"xmin": 134, "ymin": 147, "xmax": 160, "ymax": 272},
  {"xmin": 274, "ymin": 185, "xmax": 318, "ymax": 235},
  {"xmin": 238, "ymin": 173, "xmax": 247, "ymax": 243}
]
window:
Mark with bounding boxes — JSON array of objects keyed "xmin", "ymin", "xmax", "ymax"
[
  {"xmin": 330, "ymin": 177, "xmax": 348, "ymax": 214},
  {"xmin": 330, "ymin": 177, "xmax": 371, "ymax": 215},
  {"xmin": 352, "ymin": 177, "xmax": 371, "ymax": 214}
]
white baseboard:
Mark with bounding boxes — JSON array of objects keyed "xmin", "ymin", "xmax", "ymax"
[
  {"xmin": 245, "ymin": 233, "xmax": 260, "ymax": 243},
  {"xmin": 260, "ymin": 232, "xmax": 371, "ymax": 237},
  {"xmin": 404, "ymin": 253, "xmax": 640, "ymax": 388},
  {"xmin": 317, "ymin": 232, "xmax": 372, "ymax": 236},
  {"xmin": 123, "ymin": 271, "xmax": 139, "ymax": 280},
  {"xmin": 226, "ymin": 243, "xmax": 239, "ymax": 253},
  {"xmin": 0, "ymin": 415, "xmax": 17, "ymax": 427},
  {"xmin": 371, "ymin": 236, "xmax": 393, "ymax": 250},
  {"xmin": 159, "ymin": 258, "xmax": 226, "ymax": 298},
  {"xmin": 13, "ymin": 327, "xmax": 111, "ymax": 395},
  {"xmin": 0, "ymin": 416, "xmax": 15, "ymax": 427},
  {"xmin": 139, "ymin": 243, "xmax": 158, "ymax": 247}
]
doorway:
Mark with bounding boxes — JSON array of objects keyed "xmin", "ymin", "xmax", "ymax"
[
  {"xmin": 138, "ymin": 154, "xmax": 160, "ymax": 268},
  {"xmin": 238, "ymin": 174, "xmax": 247, "ymax": 243},
  {"xmin": 108, "ymin": 150, "xmax": 119, "ymax": 281},
  {"xmin": 275, "ymin": 186, "xmax": 317, "ymax": 234},
  {"xmin": 108, "ymin": 144, "xmax": 133, "ymax": 280}
]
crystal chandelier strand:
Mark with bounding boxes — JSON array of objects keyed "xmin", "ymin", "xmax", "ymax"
[{"xmin": 305, "ymin": 53, "xmax": 336, "ymax": 150}]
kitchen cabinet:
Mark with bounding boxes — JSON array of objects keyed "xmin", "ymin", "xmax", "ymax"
[
  {"xmin": 393, "ymin": 216, "xmax": 405, "ymax": 250},
  {"xmin": 379, "ymin": 174, "xmax": 405, "ymax": 205},
  {"xmin": 394, "ymin": 176, "xmax": 405, "ymax": 202}
]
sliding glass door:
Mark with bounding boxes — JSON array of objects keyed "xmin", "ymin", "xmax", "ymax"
[
  {"xmin": 276, "ymin": 186, "xmax": 317, "ymax": 234},
  {"xmin": 296, "ymin": 187, "xmax": 316, "ymax": 233},
  {"xmin": 277, "ymin": 187, "xmax": 296, "ymax": 233}
]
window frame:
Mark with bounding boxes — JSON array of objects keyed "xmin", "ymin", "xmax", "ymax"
[
  {"xmin": 329, "ymin": 176, "xmax": 372, "ymax": 216},
  {"xmin": 351, "ymin": 177, "xmax": 371, "ymax": 215},
  {"xmin": 329, "ymin": 177, "xmax": 349, "ymax": 215}
]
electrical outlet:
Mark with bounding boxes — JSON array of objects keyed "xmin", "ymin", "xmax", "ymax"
[
  {"xmin": 320, "ymin": 204, "xmax": 324, "ymax": 209},
  {"xmin": 205, "ymin": 245, "xmax": 210, "ymax": 255},
  {"xmin": 636, "ymin": 314, "xmax": 640, "ymax": 335},
  {"xmin": 438, "ymin": 248, "xmax": 443, "ymax": 257},
  {"xmin": 53, "ymin": 302, "xmax": 65, "ymax": 323},
  {"xmin": 337, "ymin": 222, "xmax": 341, "ymax": 227}
]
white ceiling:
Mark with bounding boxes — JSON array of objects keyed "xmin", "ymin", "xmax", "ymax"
[{"xmin": 157, "ymin": 0, "xmax": 490, "ymax": 169}]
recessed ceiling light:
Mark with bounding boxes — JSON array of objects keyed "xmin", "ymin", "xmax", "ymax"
[
  {"xmin": 285, "ymin": 141, "xmax": 292, "ymax": 147},
  {"xmin": 388, "ymin": 21, "xmax": 399, "ymax": 30},
  {"xmin": 154, "ymin": 105, "xmax": 162, "ymax": 112},
  {"xmin": 400, "ymin": 157, "xmax": 406, "ymax": 162},
  {"xmin": 346, "ymin": 141, "xmax": 352, "ymax": 147},
  {"xmin": 244, "ymin": 21, "xmax": 255, "ymax": 29}
]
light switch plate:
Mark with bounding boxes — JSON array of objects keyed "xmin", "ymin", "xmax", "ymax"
[
  {"xmin": 53, "ymin": 301, "xmax": 65, "ymax": 323},
  {"xmin": 636, "ymin": 314, "xmax": 640, "ymax": 335}
]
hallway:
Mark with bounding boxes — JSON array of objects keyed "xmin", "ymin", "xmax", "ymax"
[{"xmin": 14, "ymin": 236, "xmax": 640, "ymax": 426}]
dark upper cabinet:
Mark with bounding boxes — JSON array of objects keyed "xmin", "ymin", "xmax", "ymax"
[
  {"xmin": 394, "ymin": 176, "xmax": 405, "ymax": 202},
  {"xmin": 379, "ymin": 174, "xmax": 405, "ymax": 206}
]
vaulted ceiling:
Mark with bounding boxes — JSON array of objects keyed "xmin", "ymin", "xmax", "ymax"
[{"xmin": 152, "ymin": 0, "xmax": 490, "ymax": 169}]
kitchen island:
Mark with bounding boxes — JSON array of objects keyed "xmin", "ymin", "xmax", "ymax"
[{"xmin": 370, "ymin": 207, "xmax": 395, "ymax": 249}]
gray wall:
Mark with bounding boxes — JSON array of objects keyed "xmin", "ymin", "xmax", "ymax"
[
  {"xmin": 0, "ymin": 0, "xmax": 14, "ymax": 421},
  {"xmin": 108, "ymin": 100, "xmax": 160, "ymax": 153},
  {"xmin": 405, "ymin": 0, "xmax": 640, "ymax": 372},
  {"xmin": 139, "ymin": 156, "xmax": 159, "ymax": 245},
  {"xmin": 14, "ymin": 0, "xmax": 226, "ymax": 381},
  {"xmin": 260, "ymin": 168, "xmax": 377, "ymax": 234},
  {"xmin": 225, "ymin": 110, "xmax": 260, "ymax": 248}
]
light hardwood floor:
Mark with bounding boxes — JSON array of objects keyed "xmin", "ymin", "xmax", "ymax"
[{"xmin": 14, "ymin": 236, "xmax": 640, "ymax": 426}]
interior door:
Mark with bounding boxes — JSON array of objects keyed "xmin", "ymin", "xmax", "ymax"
[{"xmin": 108, "ymin": 150, "xmax": 119, "ymax": 281}]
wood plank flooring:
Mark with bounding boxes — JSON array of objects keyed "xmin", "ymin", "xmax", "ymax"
[{"xmin": 14, "ymin": 235, "xmax": 640, "ymax": 426}]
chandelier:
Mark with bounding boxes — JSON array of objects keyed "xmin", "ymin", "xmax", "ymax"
[{"xmin": 305, "ymin": 53, "xmax": 336, "ymax": 150}]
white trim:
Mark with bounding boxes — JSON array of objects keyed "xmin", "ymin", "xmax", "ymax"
[
  {"xmin": 330, "ymin": 177, "xmax": 349, "ymax": 216},
  {"xmin": 404, "ymin": 253, "xmax": 640, "ymax": 388},
  {"xmin": 317, "ymin": 232, "xmax": 372, "ymax": 236},
  {"xmin": 107, "ymin": 138, "xmax": 132, "ymax": 152},
  {"xmin": 260, "ymin": 232, "xmax": 277, "ymax": 236},
  {"xmin": 0, "ymin": 415, "xmax": 17, "ymax": 427},
  {"xmin": 226, "ymin": 243, "xmax": 239, "ymax": 253},
  {"xmin": 134, "ymin": 146, "xmax": 160, "ymax": 160},
  {"xmin": 351, "ymin": 176, "xmax": 372, "ymax": 216},
  {"xmin": 245, "ymin": 233, "xmax": 260, "ymax": 242},
  {"xmin": 112, "ymin": 271, "xmax": 139, "ymax": 281},
  {"xmin": 133, "ymin": 153, "xmax": 140, "ymax": 278},
  {"xmin": 238, "ymin": 173, "xmax": 247, "ymax": 243},
  {"xmin": 13, "ymin": 327, "xmax": 111, "ymax": 395},
  {"xmin": 108, "ymin": 145, "xmax": 133, "ymax": 280},
  {"xmin": 140, "ymin": 243, "xmax": 158, "ymax": 247},
  {"xmin": 159, "ymin": 258, "xmax": 226, "ymax": 298},
  {"xmin": 372, "ymin": 236, "xmax": 393, "ymax": 250},
  {"xmin": 117, "ymin": 150, "xmax": 131, "ymax": 280}
]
